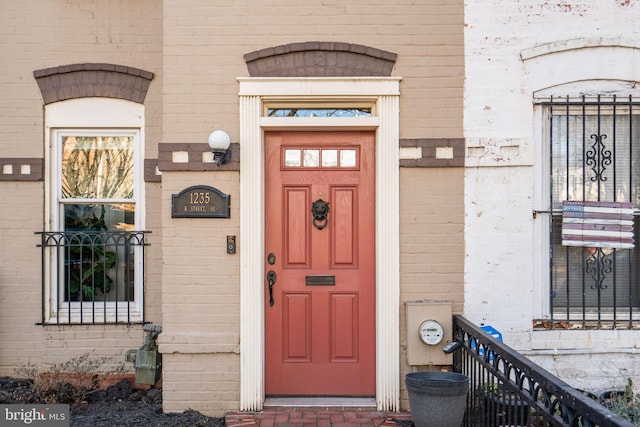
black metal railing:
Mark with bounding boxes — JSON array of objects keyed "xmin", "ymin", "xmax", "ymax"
[
  {"xmin": 36, "ymin": 230, "xmax": 149, "ymax": 325},
  {"xmin": 452, "ymin": 315, "xmax": 634, "ymax": 426}
]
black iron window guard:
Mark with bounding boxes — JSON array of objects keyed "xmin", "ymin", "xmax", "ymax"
[
  {"xmin": 36, "ymin": 230, "xmax": 150, "ymax": 325},
  {"xmin": 452, "ymin": 315, "xmax": 634, "ymax": 427},
  {"xmin": 533, "ymin": 208, "xmax": 640, "ymax": 330},
  {"xmin": 538, "ymin": 95, "xmax": 640, "ymax": 329}
]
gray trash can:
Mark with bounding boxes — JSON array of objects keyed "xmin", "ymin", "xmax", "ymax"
[{"xmin": 405, "ymin": 371, "xmax": 469, "ymax": 427}]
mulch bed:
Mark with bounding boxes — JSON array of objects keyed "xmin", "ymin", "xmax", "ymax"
[{"xmin": 0, "ymin": 377, "xmax": 225, "ymax": 426}]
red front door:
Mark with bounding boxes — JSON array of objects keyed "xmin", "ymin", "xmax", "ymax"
[{"xmin": 265, "ymin": 131, "xmax": 375, "ymax": 395}]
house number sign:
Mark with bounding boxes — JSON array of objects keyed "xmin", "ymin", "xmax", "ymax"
[{"xmin": 171, "ymin": 185, "xmax": 230, "ymax": 218}]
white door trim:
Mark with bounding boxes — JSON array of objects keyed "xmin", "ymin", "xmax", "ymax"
[{"xmin": 238, "ymin": 77, "xmax": 401, "ymax": 411}]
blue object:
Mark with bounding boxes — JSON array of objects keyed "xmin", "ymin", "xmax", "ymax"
[
  {"xmin": 471, "ymin": 325, "xmax": 503, "ymax": 361},
  {"xmin": 480, "ymin": 325, "xmax": 503, "ymax": 342}
]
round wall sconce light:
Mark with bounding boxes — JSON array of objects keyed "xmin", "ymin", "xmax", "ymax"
[{"xmin": 208, "ymin": 130, "xmax": 232, "ymax": 166}]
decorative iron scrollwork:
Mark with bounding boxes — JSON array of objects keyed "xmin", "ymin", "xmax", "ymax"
[
  {"xmin": 586, "ymin": 247, "xmax": 612, "ymax": 290},
  {"xmin": 586, "ymin": 133, "xmax": 612, "ymax": 182},
  {"xmin": 311, "ymin": 198, "xmax": 330, "ymax": 230}
]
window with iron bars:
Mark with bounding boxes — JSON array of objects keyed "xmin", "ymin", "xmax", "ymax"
[
  {"xmin": 543, "ymin": 95, "xmax": 640, "ymax": 328},
  {"xmin": 37, "ymin": 230, "xmax": 149, "ymax": 325},
  {"xmin": 41, "ymin": 129, "xmax": 147, "ymax": 325}
]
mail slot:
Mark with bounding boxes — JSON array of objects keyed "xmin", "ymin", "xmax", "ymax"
[{"xmin": 306, "ymin": 275, "xmax": 335, "ymax": 286}]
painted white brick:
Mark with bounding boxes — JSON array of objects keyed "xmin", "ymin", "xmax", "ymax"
[{"xmin": 465, "ymin": 0, "xmax": 640, "ymax": 387}]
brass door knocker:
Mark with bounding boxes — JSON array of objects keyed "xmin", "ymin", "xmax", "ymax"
[{"xmin": 311, "ymin": 198, "xmax": 330, "ymax": 230}]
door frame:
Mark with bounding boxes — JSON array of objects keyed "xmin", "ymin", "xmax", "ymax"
[{"xmin": 238, "ymin": 77, "xmax": 401, "ymax": 411}]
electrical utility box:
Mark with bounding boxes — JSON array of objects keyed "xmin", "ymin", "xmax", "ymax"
[{"xmin": 405, "ymin": 301, "xmax": 453, "ymax": 366}]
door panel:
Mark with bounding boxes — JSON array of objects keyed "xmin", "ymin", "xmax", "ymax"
[
  {"xmin": 332, "ymin": 187, "xmax": 357, "ymax": 266},
  {"xmin": 284, "ymin": 187, "xmax": 310, "ymax": 267},
  {"xmin": 331, "ymin": 292, "xmax": 358, "ymax": 361},
  {"xmin": 265, "ymin": 131, "xmax": 375, "ymax": 396},
  {"xmin": 283, "ymin": 292, "xmax": 311, "ymax": 361}
]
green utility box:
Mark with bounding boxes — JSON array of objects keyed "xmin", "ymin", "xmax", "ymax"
[
  {"xmin": 126, "ymin": 324, "xmax": 162, "ymax": 386},
  {"xmin": 134, "ymin": 347, "xmax": 162, "ymax": 385}
]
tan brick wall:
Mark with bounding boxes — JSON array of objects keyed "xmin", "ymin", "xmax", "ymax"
[
  {"xmin": 0, "ymin": 181, "xmax": 158, "ymax": 375},
  {"xmin": 400, "ymin": 167, "xmax": 464, "ymax": 307},
  {"xmin": 144, "ymin": 183, "xmax": 164, "ymax": 324},
  {"xmin": 158, "ymin": 170, "xmax": 240, "ymax": 336},
  {"xmin": 0, "ymin": 184, "xmax": 158, "ymax": 377},
  {"xmin": 399, "ymin": 167, "xmax": 464, "ymax": 410},
  {"xmin": 0, "ymin": 183, "xmax": 46, "ymax": 372},
  {"xmin": 0, "ymin": 0, "xmax": 162, "ymax": 158},
  {"xmin": 0, "ymin": 183, "xmax": 145, "ymax": 374},
  {"xmin": 162, "ymin": 353, "xmax": 239, "ymax": 415},
  {"xmin": 161, "ymin": 0, "xmax": 464, "ymax": 143},
  {"xmin": 0, "ymin": 0, "xmax": 162, "ymax": 375},
  {"xmin": 0, "ymin": 0, "xmax": 464, "ymax": 413},
  {"xmin": 160, "ymin": 1, "xmax": 462, "ymax": 412},
  {"xmin": 41, "ymin": 326, "xmax": 143, "ymax": 373},
  {"xmin": 159, "ymin": 171, "xmax": 240, "ymax": 414}
]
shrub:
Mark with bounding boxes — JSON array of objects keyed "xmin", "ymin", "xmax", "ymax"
[
  {"xmin": 13, "ymin": 353, "xmax": 127, "ymax": 404},
  {"xmin": 602, "ymin": 378, "xmax": 640, "ymax": 426}
]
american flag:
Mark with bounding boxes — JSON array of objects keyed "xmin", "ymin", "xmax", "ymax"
[{"xmin": 561, "ymin": 201, "xmax": 635, "ymax": 249}]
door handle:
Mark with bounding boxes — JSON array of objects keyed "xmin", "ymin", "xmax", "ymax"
[{"xmin": 267, "ymin": 270, "xmax": 277, "ymax": 307}]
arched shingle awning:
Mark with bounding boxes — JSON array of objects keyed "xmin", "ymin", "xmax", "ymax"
[{"xmin": 33, "ymin": 63, "xmax": 154, "ymax": 105}]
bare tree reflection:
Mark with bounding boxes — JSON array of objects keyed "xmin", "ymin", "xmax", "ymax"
[{"xmin": 62, "ymin": 136, "xmax": 134, "ymax": 199}]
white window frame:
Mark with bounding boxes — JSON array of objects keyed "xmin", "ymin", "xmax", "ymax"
[
  {"xmin": 533, "ymin": 101, "xmax": 551, "ymax": 319},
  {"xmin": 44, "ymin": 98, "xmax": 146, "ymax": 323}
]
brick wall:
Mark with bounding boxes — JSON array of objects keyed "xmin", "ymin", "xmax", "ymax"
[
  {"xmin": 161, "ymin": 0, "xmax": 464, "ymax": 143},
  {"xmin": 0, "ymin": 0, "xmax": 162, "ymax": 158},
  {"xmin": 159, "ymin": 0, "xmax": 464, "ymax": 415},
  {"xmin": 158, "ymin": 171, "xmax": 240, "ymax": 325},
  {"xmin": 400, "ymin": 168, "xmax": 464, "ymax": 308},
  {"xmin": 0, "ymin": 0, "xmax": 465, "ymax": 415},
  {"xmin": 464, "ymin": 0, "xmax": 640, "ymax": 388},
  {"xmin": 399, "ymin": 167, "xmax": 464, "ymax": 410},
  {"xmin": 465, "ymin": 0, "xmax": 639, "ymax": 324},
  {"xmin": 0, "ymin": 183, "xmax": 46, "ymax": 371},
  {"xmin": 159, "ymin": 171, "xmax": 240, "ymax": 413},
  {"xmin": 159, "ymin": 172, "xmax": 239, "ymax": 292},
  {"xmin": 162, "ymin": 353, "xmax": 239, "ymax": 415},
  {"xmin": 0, "ymin": 0, "xmax": 163, "ymax": 375}
]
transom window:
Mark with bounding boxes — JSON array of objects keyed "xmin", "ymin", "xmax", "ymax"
[
  {"xmin": 264, "ymin": 100, "xmax": 375, "ymax": 119},
  {"xmin": 267, "ymin": 108, "xmax": 372, "ymax": 117},
  {"xmin": 543, "ymin": 95, "xmax": 640, "ymax": 327}
]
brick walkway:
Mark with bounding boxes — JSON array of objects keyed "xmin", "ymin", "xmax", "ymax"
[{"xmin": 225, "ymin": 407, "xmax": 414, "ymax": 426}]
